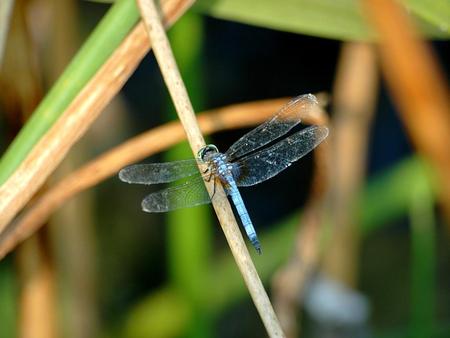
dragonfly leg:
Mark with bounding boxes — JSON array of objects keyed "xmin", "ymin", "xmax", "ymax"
[
  {"xmin": 199, "ymin": 168, "xmax": 219, "ymax": 202},
  {"xmin": 211, "ymin": 180, "xmax": 216, "ymax": 200},
  {"xmin": 203, "ymin": 168, "xmax": 214, "ymax": 182}
]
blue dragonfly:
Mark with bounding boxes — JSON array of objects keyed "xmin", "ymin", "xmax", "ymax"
[{"xmin": 119, "ymin": 94, "xmax": 328, "ymax": 253}]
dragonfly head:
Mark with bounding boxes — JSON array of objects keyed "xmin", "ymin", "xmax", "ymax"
[{"xmin": 197, "ymin": 144, "xmax": 219, "ymax": 162}]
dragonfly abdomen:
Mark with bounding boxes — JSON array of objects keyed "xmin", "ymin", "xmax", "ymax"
[{"xmin": 227, "ymin": 180, "xmax": 261, "ymax": 254}]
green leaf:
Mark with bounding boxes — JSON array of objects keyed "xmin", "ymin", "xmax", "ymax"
[
  {"xmin": 359, "ymin": 156, "xmax": 435, "ymax": 234},
  {"xmin": 194, "ymin": 0, "xmax": 449, "ymax": 40},
  {"xmin": 406, "ymin": 0, "xmax": 450, "ymax": 33}
]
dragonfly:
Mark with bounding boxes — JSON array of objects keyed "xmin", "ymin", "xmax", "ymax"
[{"xmin": 119, "ymin": 94, "xmax": 329, "ymax": 254}]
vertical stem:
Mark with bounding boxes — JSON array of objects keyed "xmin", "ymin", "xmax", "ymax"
[
  {"xmin": 0, "ymin": 261, "xmax": 17, "ymax": 337},
  {"xmin": 0, "ymin": 0, "xmax": 14, "ymax": 65},
  {"xmin": 136, "ymin": 0, "xmax": 285, "ymax": 336},
  {"xmin": 17, "ymin": 237, "xmax": 57, "ymax": 338},
  {"xmin": 410, "ymin": 177, "xmax": 435, "ymax": 338},
  {"xmin": 323, "ymin": 42, "xmax": 378, "ymax": 286}
]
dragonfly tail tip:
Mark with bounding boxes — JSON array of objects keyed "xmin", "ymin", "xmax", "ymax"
[{"xmin": 255, "ymin": 246, "xmax": 262, "ymax": 255}]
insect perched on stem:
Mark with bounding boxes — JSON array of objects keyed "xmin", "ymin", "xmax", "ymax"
[{"xmin": 119, "ymin": 94, "xmax": 329, "ymax": 253}]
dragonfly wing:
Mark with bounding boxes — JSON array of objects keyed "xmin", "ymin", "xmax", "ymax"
[
  {"xmin": 225, "ymin": 94, "xmax": 319, "ymax": 161},
  {"xmin": 235, "ymin": 125, "xmax": 328, "ymax": 187},
  {"xmin": 142, "ymin": 175, "xmax": 213, "ymax": 212},
  {"xmin": 119, "ymin": 159, "xmax": 199, "ymax": 185}
]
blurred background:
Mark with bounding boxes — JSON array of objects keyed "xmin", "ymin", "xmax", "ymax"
[{"xmin": 0, "ymin": 0, "xmax": 449, "ymax": 338}]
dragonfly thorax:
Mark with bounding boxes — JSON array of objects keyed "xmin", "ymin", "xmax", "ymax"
[{"xmin": 213, "ymin": 154, "xmax": 234, "ymax": 177}]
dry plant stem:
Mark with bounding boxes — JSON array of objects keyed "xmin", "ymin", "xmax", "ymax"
[
  {"xmin": 0, "ymin": 98, "xmax": 289, "ymax": 259},
  {"xmin": 363, "ymin": 0, "xmax": 450, "ymax": 225},
  {"xmin": 136, "ymin": 1, "xmax": 285, "ymax": 336},
  {"xmin": 273, "ymin": 206, "xmax": 323, "ymax": 338},
  {"xmin": 273, "ymin": 107, "xmax": 330, "ymax": 338},
  {"xmin": 323, "ymin": 42, "xmax": 378, "ymax": 286},
  {"xmin": 18, "ymin": 236, "xmax": 57, "ymax": 338},
  {"xmin": 0, "ymin": 0, "xmax": 193, "ymax": 233},
  {"xmin": 0, "ymin": 0, "xmax": 15, "ymax": 66},
  {"xmin": 0, "ymin": 0, "xmax": 43, "ymax": 122}
]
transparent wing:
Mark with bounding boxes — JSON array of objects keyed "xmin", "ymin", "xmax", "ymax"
[
  {"xmin": 119, "ymin": 159, "xmax": 199, "ymax": 185},
  {"xmin": 141, "ymin": 174, "xmax": 213, "ymax": 212},
  {"xmin": 225, "ymin": 94, "xmax": 319, "ymax": 161},
  {"xmin": 235, "ymin": 125, "xmax": 329, "ymax": 187}
]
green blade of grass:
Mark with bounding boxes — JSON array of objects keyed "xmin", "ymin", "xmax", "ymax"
[
  {"xmin": 0, "ymin": 0, "xmax": 140, "ymax": 184},
  {"xmin": 0, "ymin": 261, "xmax": 17, "ymax": 338},
  {"xmin": 409, "ymin": 174, "xmax": 436, "ymax": 338}
]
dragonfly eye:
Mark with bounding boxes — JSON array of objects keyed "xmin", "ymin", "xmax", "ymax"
[{"xmin": 197, "ymin": 144, "xmax": 219, "ymax": 162}]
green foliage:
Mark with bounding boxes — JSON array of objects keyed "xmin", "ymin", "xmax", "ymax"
[
  {"xmin": 87, "ymin": 0, "xmax": 450, "ymax": 38},
  {"xmin": 360, "ymin": 156, "xmax": 435, "ymax": 234},
  {"xmin": 194, "ymin": 0, "xmax": 450, "ymax": 40},
  {"xmin": 122, "ymin": 288, "xmax": 192, "ymax": 338},
  {"xmin": 0, "ymin": 263, "xmax": 16, "ymax": 338},
  {"xmin": 406, "ymin": 0, "xmax": 450, "ymax": 33}
]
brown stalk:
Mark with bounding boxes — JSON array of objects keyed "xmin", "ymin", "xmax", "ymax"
[
  {"xmin": 272, "ymin": 104, "xmax": 330, "ymax": 338},
  {"xmin": 0, "ymin": 0, "xmax": 15, "ymax": 65},
  {"xmin": 363, "ymin": 0, "xmax": 450, "ymax": 225},
  {"xmin": 17, "ymin": 236, "xmax": 57, "ymax": 338},
  {"xmin": 136, "ymin": 0, "xmax": 285, "ymax": 336},
  {"xmin": 323, "ymin": 42, "xmax": 378, "ymax": 286},
  {"xmin": 0, "ymin": 0, "xmax": 194, "ymax": 233},
  {"xmin": 0, "ymin": 98, "xmax": 288, "ymax": 259}
]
